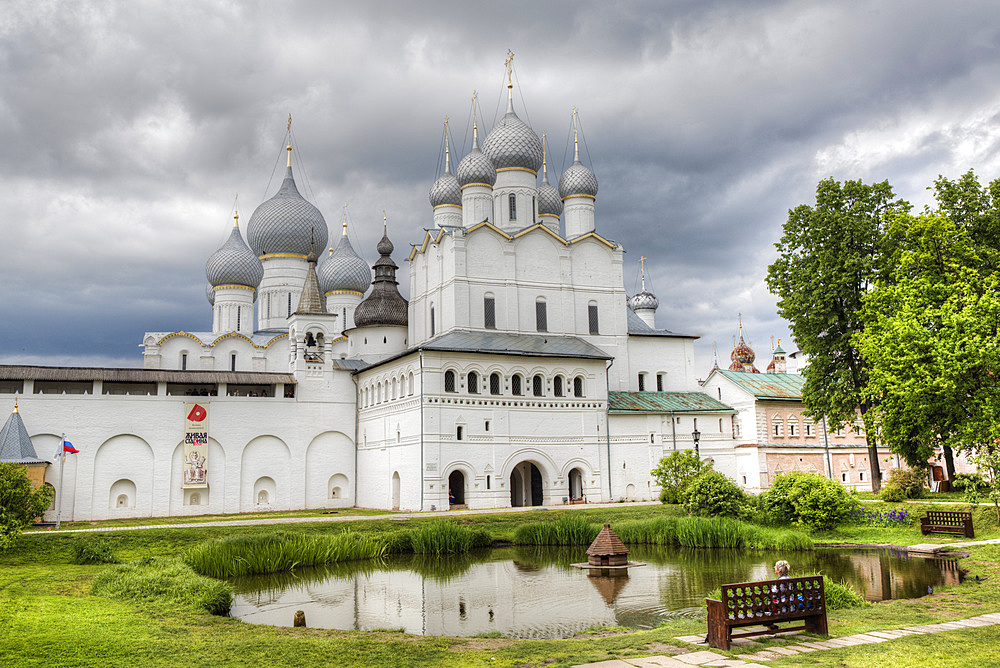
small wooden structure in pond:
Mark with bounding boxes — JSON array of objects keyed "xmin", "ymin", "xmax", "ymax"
[{"xmin": 572, "ymin": 523, "xmax": 644, "ymax": 572}]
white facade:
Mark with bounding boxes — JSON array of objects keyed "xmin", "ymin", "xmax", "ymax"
[{"xmin": 3, "ymin": 78, "xmax": 744, "ymax": 521}]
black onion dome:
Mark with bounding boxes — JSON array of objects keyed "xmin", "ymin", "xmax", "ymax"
[
  {"xmin": 483, "ymin": 105, "xmax": 543, "ymax": 172},
  {"xmin": 354, "ymin": 230, "xmax": 408, "ymax": 327},
  {"xmin": 206, "ymin": 225, "xmax": 264, "ymax": 289},
  {"xmin": 319, "ymin": 235, "xmax": 372, "ymax": 294},
  {"xmin": 246, "ymin": 166, "xmax": 329, "ymax": 256},
  {"xmin": 559, "ymin": 159, "xmax": 599, "ymax": 199}
]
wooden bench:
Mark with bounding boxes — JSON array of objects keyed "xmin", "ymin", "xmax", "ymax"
[
  {"xmin": 706, "ymin": 576, "xmax": 827, "ymax": 650},
  {"xmin": 920, "ymin": 510, "xmax": 974, "ymax": 538}
]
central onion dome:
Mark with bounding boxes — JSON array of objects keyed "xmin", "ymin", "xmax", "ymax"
[
  {"xmin": 628, "ymin": 291, "xmax": 659, "ymax": 312},
  {"xmin": 206, "ymin": 223, "xmax": 264, "ymax": 291},
  {"xmin": 247, "ymin": 165, "xmax": 328, "ymax": 256},
  {"xmin": 483, "ymin": 97, "xmax": 543, "ymax": 172},
  {"xmin": 319, "ymin": 232, "xmax": 372, "ymax": 295},
  {"xmin": 353, "ymin": 228, "xmax": 408, "ymax": 327},
  {"xmin": 733, "ymin": 338, "xmax": 755, "ymax": 364}
]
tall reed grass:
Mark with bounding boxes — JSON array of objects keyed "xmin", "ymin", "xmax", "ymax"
[
  {"xmin": 512, "ymin": 515, "xmax": 600, "ymax": 546},
  {"xmin": 409, "ymin": 521, "xmax": 492, "ymax": 554},
  {"xmin": 92, "ymin": 557, "xmax": 232, "ymax": 614},
  {"xmin": 184, "ymin": 530, "xmax": 387, "ymax": 578}
]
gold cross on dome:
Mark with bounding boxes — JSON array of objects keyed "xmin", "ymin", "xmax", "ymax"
[{"xmin": 505, "ymin": 50, "xmax": 514, "ymax": 86}]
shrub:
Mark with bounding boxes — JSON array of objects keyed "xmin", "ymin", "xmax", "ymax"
[
  {"xmin": 881, "ymin": 467, "xmax": 927, "ymax": 500},
  {"xmin": 683, "ymin": 471, "xmax": 746, "ymax": 518},
  {"xmin": 92, "ymin": 557, "xmax": 232, "ymax": 614},
  {"xmin": 823, "ymin": 577, "xmax": 869, "ymax": 609},
  {"xmin": 953, "ymin": 473, "xmax": 985, "ymax": 494},
  {"xmin": 652, "ymin": 450, "xmax": 712, "ymax": 504},
  {"xmin": 760, "ymin": 472, "xmax": 860, "ymax": 530},
  {"xmin": 72, "ymin": 537, "xmax": 119, "ymax": 565},
  {"xmin": 0, "ymin": 462, "xmax": 54, "ymax": 550}
]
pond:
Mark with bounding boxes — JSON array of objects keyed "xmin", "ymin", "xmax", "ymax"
[{"xmin": 229, "ymin": 545, "xmax": 961, "ymax": 638}]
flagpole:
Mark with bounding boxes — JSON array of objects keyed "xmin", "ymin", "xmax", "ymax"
[{"xmin": 56, "ymin": 433, "xmax": 65, "ymax": 530}]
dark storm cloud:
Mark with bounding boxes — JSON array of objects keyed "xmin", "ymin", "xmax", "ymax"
[{"xmin": 3, "ymin": 0, "xmax": 1000, "ymax": 374}]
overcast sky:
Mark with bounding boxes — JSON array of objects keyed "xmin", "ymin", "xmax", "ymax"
[{"xmin": 3, "ymin": 0, "xmax": 1000, "ymax": 377}]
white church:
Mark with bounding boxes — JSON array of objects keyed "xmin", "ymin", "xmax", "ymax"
[{"xmin": 2, "ymin": 71, "xmax": 750, "ymax": 522}]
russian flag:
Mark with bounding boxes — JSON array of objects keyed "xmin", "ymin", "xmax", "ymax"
[{"xmin": 53, "ymin": 440, "xmax": 79, "ymax": 458}]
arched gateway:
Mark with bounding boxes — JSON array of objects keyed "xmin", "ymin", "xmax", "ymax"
[{"xmin": 510, "ymin": 462, "xmax": 543, "ymax": 507}]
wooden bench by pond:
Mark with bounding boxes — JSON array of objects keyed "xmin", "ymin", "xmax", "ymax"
[
  {"xmin": 920, "ymin": 510, "xmax": 974, "ymax": 538},
  {"xmin": 706, "ymin": 576, "xmax": 827, "ymax": 650}
]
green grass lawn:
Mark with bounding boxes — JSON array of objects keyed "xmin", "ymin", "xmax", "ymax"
[{"xmin": 4, "ymin": 503, "xmax": 1000, "ymax": 667}]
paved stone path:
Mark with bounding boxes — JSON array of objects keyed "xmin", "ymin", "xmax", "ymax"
[
  {"xmin": 26, "ymin": 500, "xmax": 661, "ymax": 535},
  {"xmin": 571, "ymin": 612, "xmax": 1000, "ymax": 667}
]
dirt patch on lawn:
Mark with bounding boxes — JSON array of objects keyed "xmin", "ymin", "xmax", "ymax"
[
  {"xmin": 449, "ymin": 638, "xmax": 518, "ymax": 652},
  {"xmin": 644, "ymin": 642, "xmax": 684, "ymax": 654}
]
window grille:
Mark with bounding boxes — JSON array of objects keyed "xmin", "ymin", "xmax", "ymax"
[
  {"xmin": 638, "ymin": 374, "xmax": 646, "ymax": 391},
  {"xmin": 484, "ymin": 296, "xmax": 496, "ymax": 329},
  {"xmin": 444, "ymin": 370, "xmax": 456, "ymax": 392},
  {"xmin": 490, "ymin": 373, "xmax": 501, "ymax": 395},
  {"xmin": 533, "ymin": 375, "xmax": 543, "ymax": 397},
  {"xmin": 230, "ymin": 354, "xmax": 236, "ymax": 372},
  {"xmin": 468, "ymin": 372, "xmax": 479, "ymax": 394},
  {"xmin": 509, "ymin": 193, "xmax": 516, "ymax": 221},
  {"xmin": 287, "ymin": 292, "xmax": 292, "ymax": 317},
  {"xmin": 553, "ymin": 376, "xmax": 563, "ymax": 396},
  {"xmin": 657, "ymin": 373, "xmax": 664, "ymax": 392},
  {"xmin": 237, "ymin": 307, "xmax": 241, "ymax": 332},
  {"xmin": 512, "ymin": 374, "xmax": 523, "ymax": 396},
  {"xmin": 574, "ymin": 376, "xmax": 584, "ymax": 397},
  {"xmin": 457, "ymin": 426, "xmax": 464, "ymax": 441},
  {"xmin": 588, "ymin": 303, "xmax": 599, "ymax": 335},
  {"xmin": 430, "ymin": 307, "xmax": 435, "ymax": 336},
  {"xmin": 535, "ymin": 300, "xmax": 547, "ymax": 332}
]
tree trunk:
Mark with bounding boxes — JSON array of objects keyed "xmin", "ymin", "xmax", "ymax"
[
  {"xmin": 867, "ymin": 433, "xmax": 882, "ymax": 494},
  {"xmin": 942, "ymin": 444, "xmax": 956, "ymax": 481}
]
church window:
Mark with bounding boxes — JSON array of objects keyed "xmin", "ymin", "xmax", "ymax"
[
  {"xmin": 718, "ymin": 387, "xmax": 722, "ymax": 400},
  {"xmin": 408, "ymin": 372, "xmax": 414, "ymax": 395},
  {"xmin": 532, "ymin": 375, "xmax": 543, "ymax": 397},
  {"xmin": 512, "ymin": 374, "xmax": 523, "ymax": 396},
  {"xmin": 485, "ymin": 419, "xmax": 491, "ymax": 431},
  {"xmin": 392, "ymin": 378, "xmax": 398, "ymax": 400},
  {"xmin": 509, "ymin": 193, "xmax": 516, "ymax": 221},
  {"xmin": 805, "ymin": 422, "xmax": 815, "ymax": 436},
  {"xmin": 444, "ymin": 370, "xmax": 456, "ymax": 393},
  {"xmin": 588, "ymin": 303, "xmax": 599, "ymax": 335},
  {"xmin": 553, "ymin": 376, "xmax": 564, "ymax": 397},
  {"xmin": 638, "ymin": 373, "xmax": 646, "ymax": 391},
  {"xmin": 430, "ymin": 305, "xmax": 436, "ymax": 336},
  {"xmin": 574, "ymin": 376, "xmax": 584, "ymax": 397},
  {"xmin": 773, "ymin": 417, "xmax": 783, "ymax": 437},
  {"xmin": 487, "ymin": 475, "xmax": 491, "ymax": 489},
  {"xmin": 468, "ymin": 372, "xmax": 479, "ymax": 394},
  {"xmin": 237, "ymin": 307, "xmax": 241, "ymax": 331},
  {"xmin": 789, "ymin": 420, "xmax": 798, "ymax": 437},
  {"xmin": 719, "ymin": 418, "xmax": 723, "ymax": 432},
  {"xmin": 484, "ymin": 295, "xmax": 496, "ymax": 329},
  {"xmin": 532, "ymin": 195, "xmax": 537, "ymax": 221},
  {"xmin": 181, "ymin": 353, "xmax": 188, "ymax": 371},
  {"xmin": 489, "ymin": 373, "xmax": 501, "ymax": 395},
  {"xmin": 535, "ymin": 299, "xmax": 547, "ymax": 332},
  {"xmin": 657, "ymin": 373, "xmax": 665, "ymax": 392},
  {"xmin": 230, "ymin": 353, "xmax": 236, "ymax": 372},
  {"xmin": 287, "ymin": 293, "xmax": 292, "ymax": 317},
  {"xmin": 457, "ymin": 425, "xmax": 464, "ymax": 441}
]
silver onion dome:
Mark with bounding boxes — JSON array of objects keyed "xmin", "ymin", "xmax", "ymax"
[
  {"xmin": 483, "ymin": 106, "xmax": 543, "ymax": 172},
  {"xmin": 319, "ymin": 235, "xmax": 372, "ymax": 295},
  {"xmin": 246, "ymin": 166, "xmax": 329, "ymax": 256},
  {"xmin": 456, "ymin": 145, "xmax": 496, "ymax": 188},
  {"xmin": 206, "ymin": 283, "xmax": 215, "ymax": 306},
  {"xmin": 429, "ymin": 171, "xmax": 461, "ymax": 208},
  {"xmin": 559, "ymin": 159, "xmax": 599, "ymax": 199},
  {"xmin": 629, "ymin": 291, "xmax": 659, "ymax": 312},
  {"xmin": 206, "ymin": 225, "xmax": 264, "ymax": 290},
  {"xmin": 537, "ymin": 173, "xmax": 563, "ymax": 217}
]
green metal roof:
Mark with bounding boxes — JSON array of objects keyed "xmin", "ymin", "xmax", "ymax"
[
  {"xmin": 609, "ymin": 391, "xmax": 736, "ymax": 414},
  {"xmin": 713, "ymin": 370, "xmax": 804, "ymax": 400}
]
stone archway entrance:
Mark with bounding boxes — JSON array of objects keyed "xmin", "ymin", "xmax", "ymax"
[
  {"xmin": 448, "ymin": 470, "xmax": 466, "ymax": 506},
  {"xmin": 510, "ymin": 462, "xmax": 543, "ymax": 507}
]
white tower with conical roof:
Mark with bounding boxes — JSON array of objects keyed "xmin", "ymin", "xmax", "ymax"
[
  {"xmin": 319, "ymin": 205, "xmax": 372, "ymax": 336},
  {"xmin": 536, "ymin": 133, "xmax": 563, "ymax": 233},
  {"xmin": 429, "ymin": 118, "xmax": 462, "ymax": 228},
  {"xmin": 457, "ymin": 95, "xmax": 496, "ymax": 228}
]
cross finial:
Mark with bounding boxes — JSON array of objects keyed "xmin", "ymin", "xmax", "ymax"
[
  {"xmin": 286, "ymin": 113, "xmax": 293, "ymax": 167},
  {"xmin": 505, "ymin": 49, "xmax": 514, "ymax": 88},
  {"xmin": 382, "ymin": 210, "xmax": 388, "ymax": 234},
  {"xmin": 541, "ymin": 131, "xmax": 548, "ymax": 174},
  {"xmin": 342, "ymin": 202, "xmax": 348, "ymax": 236},
  {"xmin": 571, "ymin": 107, "xmax": 580, "ymax": 161},
  {"xmin": 12, "ymin": 396, "xmax": 17, "ymax": 413},
  {"xmin": 471, "ymin": 90, "xmax": 480, "ymax": 140},
  {"xmin": 738, "ymin": 313, "xmax": 744, "ymax": 339},
  {"xmin": 233, "ymin": 194, "xmax": 239, "ymax": 227},
  {"xmin": 443, "ymin": 116, "xmax": 451, "ymax": 171},
  {"xmin": 639, "ymin": 256, "xmax": 647, "ymax": 291}
]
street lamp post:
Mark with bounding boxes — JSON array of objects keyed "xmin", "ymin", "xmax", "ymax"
[{"xmin": 692, "ymin": 428, "xmax": 701, "ymax": 458}]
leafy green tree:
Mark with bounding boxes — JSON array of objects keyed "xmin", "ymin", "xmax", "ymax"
[
  {"xmin": 858, "ymin": 211, "xmax": 1000, "ymax": 471},
  {"xmin": 651, "ymin": 449, "xmax": 711, "ymax": 504},
  {"xmin": 759, "ymin": 471, "xmax": 860, "ymax": 530},
  {"xmin": 767, "ymin": 178, "xmax": 910, "ymax": 492},
  {"xmin": 967, "ymin": 446, "xmax": 1000, "ymax": 525},
  {"xmin": 0, "ymin": 463, "xmax": 54, "ymax": 550}
]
